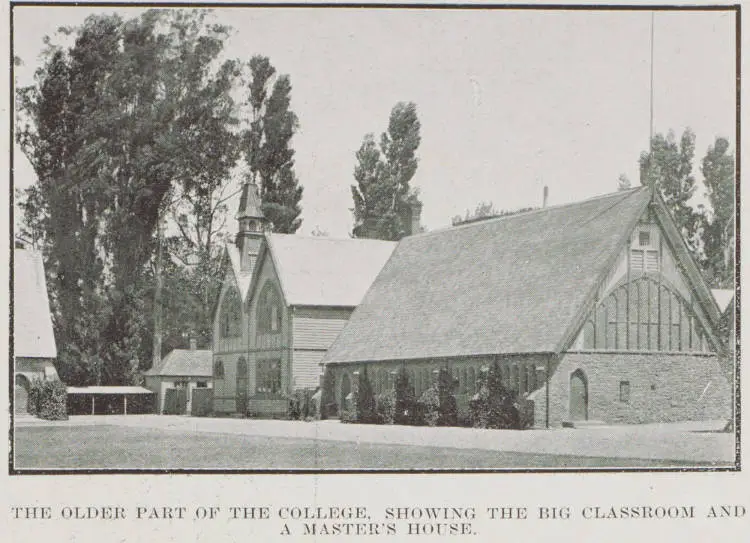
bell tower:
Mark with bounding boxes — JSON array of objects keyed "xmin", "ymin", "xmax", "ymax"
[{"xmin": 235, "ymin": 180, "xmax": 265, "ymax": 273}]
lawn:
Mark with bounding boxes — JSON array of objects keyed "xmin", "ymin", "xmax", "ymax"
[{"xmin": 13, "ymin": 425, "xmax": 707, "ymax": 470}]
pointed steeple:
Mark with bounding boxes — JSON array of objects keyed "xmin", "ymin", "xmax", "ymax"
[
  {"xmin": 237, "ymin": 179, "xmax": 264, "ymax": 221},
  {"xmin": 236, "ymin": 180, "xmax": 265, "ymax": 273}
]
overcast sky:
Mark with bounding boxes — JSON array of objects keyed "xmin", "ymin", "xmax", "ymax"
[{"xmin": 13, "ymin": 6, "xmax": 736, "ymax": 237}]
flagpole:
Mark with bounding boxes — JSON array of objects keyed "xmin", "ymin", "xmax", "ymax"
[{"xmin": 649, "ymin": 11, "xmax": 655, "ymax": 147}]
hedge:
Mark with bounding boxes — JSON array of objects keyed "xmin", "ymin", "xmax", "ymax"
[{"xmin": 28, "ymin": 379, "xmax": 68, "ymax": 421}]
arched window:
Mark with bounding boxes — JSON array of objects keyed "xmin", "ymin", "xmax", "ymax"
[
  {"xmin": 258, "ymin": 282, "xmax": 283, "ymax": 334},
  {"xmin": 220, "ymin": 287, "xmax": 242, "ymax": 338},
  {"xmin": 590, "ymin": 277, "xmax": 710, "ymax": 352},
  {"xmin": 214, "ymin": 359, "xmax": 225, "ymax": 380}
]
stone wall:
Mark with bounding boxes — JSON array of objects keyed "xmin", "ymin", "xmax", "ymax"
[{"xmin": 533, "ymin": 351, "xmax": 731, "ymax": 427}]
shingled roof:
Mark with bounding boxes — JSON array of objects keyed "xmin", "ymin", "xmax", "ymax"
[
  {"xmin": 144, "ymin": 348, "xmax": 212, "ymax": 378},
  {"xmin": 323, "ymin": 187, "xmax": 654, "ymax": 363},
  {"xmin": 14, "ymin": 249, "xmax": 57, "ymax": 359},
  {"xmin": 258, "ymin": 234, "xmax": 397, "ymax": 307}
]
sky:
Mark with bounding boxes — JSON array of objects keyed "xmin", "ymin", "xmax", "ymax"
[{"xmin": 12, "ymin": 6, "xmax": 737, "ymax": 238}]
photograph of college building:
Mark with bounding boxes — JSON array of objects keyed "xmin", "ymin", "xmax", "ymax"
[{"xmin": 214, "ymin": 182, "xmax": 731, "ymax": 428}]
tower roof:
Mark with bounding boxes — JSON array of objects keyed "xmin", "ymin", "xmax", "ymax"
[{"xmin": 236, "ymin": 180, "xmax": 264, "ymax": 220}]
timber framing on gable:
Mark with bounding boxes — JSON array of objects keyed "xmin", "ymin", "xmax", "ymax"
[{"xmin": 560, "ymin": 191, "xmax": 723, "ymax": 354}]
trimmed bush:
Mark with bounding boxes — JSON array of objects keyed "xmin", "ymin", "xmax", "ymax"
[
  {"xmin": 355, "ymin": 367, "xmax": 378, "ymax": 424},
  {"xmin": 393, "ymin": 366, "xmax": 417, "ymax": 425},
  {"xmin": 469, "ymin": 361, "xmax": 520, "ymax": 429},
  {"xmin": 436, "ymin": 367, "xmax": 458, "ymax": 427},
  {"xmin": 320, "ymin": 366, "xmax": 337, "ymax": 419},
  {"xmin": 418, "ymin": 368, "xmax": 459, "ymax": 427},
  {"xmin": 417, "ymin": 387, "xmax": 440, "ymax": 427},
  {"xmin": 29, "ymin": 379, "xmax": 68, "ymax": 421},
  {"xmin": 340, "ymin": 389, "xmax": 358, "ymax": 423},
  {"xmin": 287, "ymin": 388, "xmax": 317, "ymax": 421},
  {"xmin": 376, "ymin": 389, "xmax": 396, "ymax": 425}
]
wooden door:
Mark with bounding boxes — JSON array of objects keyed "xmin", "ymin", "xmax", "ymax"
[{"xmin": 569, "ymin": 370, "xmax": 588, "ymax": 421}]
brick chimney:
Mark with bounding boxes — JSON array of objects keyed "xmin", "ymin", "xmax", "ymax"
[
  {"xmin": 409, "ymin": 201, "xmax": 423, "ymax": 236},
  {"xmin": 543, "ymin": 185, "xmax": 549, "ymax": 208}
]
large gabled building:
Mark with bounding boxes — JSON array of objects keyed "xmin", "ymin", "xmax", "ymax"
[
  {"xmin": 322, "ymin": 187, "xmax": 731, "ymax": 427},
  {"xmin": 211, "ymin": 181, "xmax": 396, "ymax": 417}
]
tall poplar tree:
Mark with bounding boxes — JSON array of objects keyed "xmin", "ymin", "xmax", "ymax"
[
  {"xmin": 242, "ymin": 55, "xmax": 303, "ymax": 233},
  {"xmin": 700, "ymin": 137, "xmax": 735, "ymax": 288},
  {"xmin": 16, "ymin": 10, "xmax": 241, "ymax": 384},
  {"xmin": 351, "ymin": 101, "xmax": 422, "ymax": 240},
  {"xmin": 639, "ymin": 128, "xmax": 700, "ymax": 252}
]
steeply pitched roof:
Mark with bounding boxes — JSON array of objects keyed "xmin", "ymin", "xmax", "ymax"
[
  {"xmin": 225, "ymin": 243, "xmax": 254, "ymax": 298},
  {"xmin": 143, "ymin": 348, "xmax": 212, "ymax": 377},
  {"xmin": 13, "ymin": 249, "xmax": 57, "ymax": 359},
  {"xmin": 259, "ymin": 234, "xmax": 397, "ymax": 307},
  {"xmin": 324, "ymin": 188, "xmax": 653, "ymax": 363}
]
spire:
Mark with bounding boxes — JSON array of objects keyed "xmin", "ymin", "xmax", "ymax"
[
  {"xmin": 237, "ymin": 179, "xmax": 264, "ymax": 220},
  {"xmin": 235, "ymin": 179, "xmax": 266, "ymax": 273}
]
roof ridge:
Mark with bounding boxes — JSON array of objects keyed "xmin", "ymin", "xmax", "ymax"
[
  {"xmin": 269, "ymin": 233, "xmax": 397, "ymax": 244},
  {"xmin": 408, "ymin": 186, "xmax": 649, "ymax": 240}
]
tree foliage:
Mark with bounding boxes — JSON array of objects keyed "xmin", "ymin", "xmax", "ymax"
[
  {"xmin": 636, "ymin": 129, "xmax": 735, "ymax": 289},
  {"xmin": 640, "ymin": 129, "xmax": 699, "ymax": 250},
  {"xmin": 351, "ymin": 102, "xmax": 422, "ymax": 240},
  {"xmin": 241, "ymin": 55, "xmax": 303, "ymax": 233},
  {"xmin": 699, "ymin": 137, "xmax": 735, "ymax": 288},
  {"xmin": 16, "ymin": 10, "xmax": 242, "ymax": 385}
]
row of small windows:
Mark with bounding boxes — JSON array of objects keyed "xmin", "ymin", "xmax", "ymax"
[
  {"xmin": 367, "ymin": 363, "xmax": 542, "ymax": 398},
  {"xmin": 213, "ymin": 358, "xmax": 282, "ymax": 395},
  {"xmin": 581, "ymin": 277, "xmax": 711, "ymax": 352}
]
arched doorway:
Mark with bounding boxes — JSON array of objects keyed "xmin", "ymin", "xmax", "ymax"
[
  {"xmin": 340, "ymin": 373, "xmax": 351, "ymax": 412},
  {"xmin": 569, "ymin": 369, "xmax": 588, "ymax": 421},
  {"xmin": 15, "ymin": 375, "xmax": 30, "ymax": 414}
]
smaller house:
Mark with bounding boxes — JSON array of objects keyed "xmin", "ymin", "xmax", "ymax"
[
  {"xmin": 143, "ymin": 340, "xmax": 213, "ymax": 415},
  {"xmin": 13, "ymin": 248, "xmax": 59, "ymax": 414}
]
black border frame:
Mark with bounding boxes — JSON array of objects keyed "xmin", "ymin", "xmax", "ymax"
[{"xmin": 7, "ymin": 1, "xmax": 742, "ymax": 475}]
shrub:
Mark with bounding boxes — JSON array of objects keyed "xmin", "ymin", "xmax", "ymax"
[
  {"xmin": 417, "ymin": 367, "xmax": 459, "ymax": 427},
  {"xmin": 376, "ymin": 389, "xmax": 396, "ymax": 425},
  {"xmin": 29, "ymin": 379, "xmax": 68, "ymax": 421},
  {"xmin": 355, "ymin": 367, "xmax": 378, "ymax": 424},
  {"xmin": 288, "ymin": 388, "xmax": 317, "ymax": 421},
  {"xmin": 320, "ymin": 366, "xmax": 337, "ymax": 419},
  {"xmin": 340, "ymin": 389, "xmax": 358, "ymax": 423},
  {"xmin": 469, "ymin": 361, "xmax": 520, "ymax": 429},
  {"xmin": 393, "ymin": 366, "xmax": 417, "ymax": 425},
  {"xmin": 436, "ymin": 367, "xmax": 458, "ymax": 427},
  {"xmin": 417, "ymin": 387, "xmax": 440, "ymax": 426}
]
